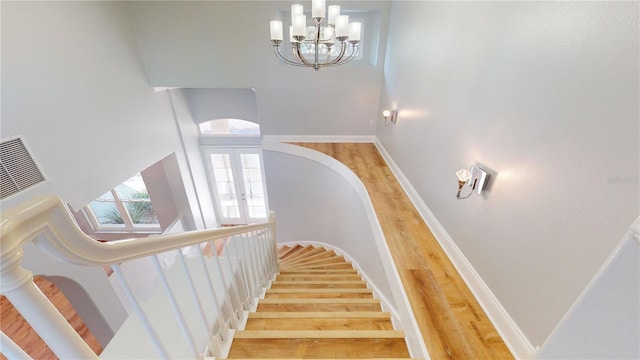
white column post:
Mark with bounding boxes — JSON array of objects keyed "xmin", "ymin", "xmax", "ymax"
[
  {"xmin": 0, "ymin": 250, "xmax": 97, "ymax": 360},
  {"xmin": 1, "ymin": 331, "xmax": 34, "ymax": 360}
]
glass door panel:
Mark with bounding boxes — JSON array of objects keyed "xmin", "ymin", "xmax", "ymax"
[
  {"xmin": 240, "ymin": 153, "xmax": 267, "ymax": 220},
  {"xmin": 209, "ymin": 152, "xmax": 242, "ymax": 222},
  {"xmin": 204, "ymin": 147, "xmax": 269, "ymax": 225}
]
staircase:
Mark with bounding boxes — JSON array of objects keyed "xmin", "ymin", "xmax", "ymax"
[{"xmin": 226, "ymin": 244, "xmax": 413, "ymax": 359}]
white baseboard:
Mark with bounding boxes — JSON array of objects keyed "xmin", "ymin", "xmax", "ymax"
[
  {"xmin": 373, "ymin": 138, "xmax": 536, "ymax": 360},
  {"xmin": 262, "ymin": 135, "xmax": 375, "ymax": 143}
]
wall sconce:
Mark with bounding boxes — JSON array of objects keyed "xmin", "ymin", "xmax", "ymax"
[
  {"xmin": 456, "ymin": 165, "xmax": 489, "ymax": 199},
  {"xmin": 382, "ymin": 108, "xmax": 398, "ymax": 126}
]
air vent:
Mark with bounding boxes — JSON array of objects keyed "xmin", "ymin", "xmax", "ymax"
[{"xmin": 0, "ymin": 137, "xmax": 46, "ymax": 199}]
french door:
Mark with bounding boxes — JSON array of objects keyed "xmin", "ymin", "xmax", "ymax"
[{"xmin": 203, "ymin": 147, "xmax": 269, "ymax": 225}]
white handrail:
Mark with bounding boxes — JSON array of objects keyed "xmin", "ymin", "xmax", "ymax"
[
  {"xmin": 1, "ymin": 195, "xmax": 277, "ymax": 359},
  {"xmin": 1, "ymin": 195, "xmax": 275, "ymax": 267}
]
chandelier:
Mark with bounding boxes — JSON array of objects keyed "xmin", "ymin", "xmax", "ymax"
[{"xmin": 269, "ymin": 0, "xmax": 361, "ymax": 71}]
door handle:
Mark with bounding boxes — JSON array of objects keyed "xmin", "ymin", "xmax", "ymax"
[{"xmin": 241, "ymin": 193, "xmax": 246, "ymax": 201}]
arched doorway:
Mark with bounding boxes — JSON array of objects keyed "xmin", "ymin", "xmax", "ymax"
[{"xmin": 199, "ymin": 119, "xmax": 269, "ymax": 225}]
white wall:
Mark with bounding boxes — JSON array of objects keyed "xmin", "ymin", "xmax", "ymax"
[
  {"xmin": 125, "ymin": 1, "xmax": 390, "ymax": 136},
  {"xmin": 263, "ymin": 142, "xmax": 427, "ymax": 357},
  {"xmin": 377, "ymin": 1, "xmax": 639, "ymax": 348},
  {"xmin": 168, "ymin": 89, "xmax": 219, "ymax": 229},
  {"xmin": 263, "ymin": 148, "xmax": 395, "ymax": 306},
  {"xmin": 21, "ymin": 243, "xmax": 128, "ymax": 347},
  {"xmin": 184, "ymin": 88, "xmax": 258, "ymax": 124},
  {"xmin": 0, "ymin": 1, "xmax": 211, "ymax": 344},
  {"xmin": 2, "ymin": 1, "xmax": 183, "ymax": 210},
  {"xmin": 536, "ymin": 223, "xmax": 639, "ymax": 359}
]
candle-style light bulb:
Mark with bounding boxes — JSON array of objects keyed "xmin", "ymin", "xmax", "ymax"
[
  {"xmin": 270, "ymin": 20, "xmax": 283, "ymax": 41},
  {"xmin": 335, "ymin": 15, "xmax": 349, "ymax": 38},
  {"xmin": 291, "ymin": 4, "xmax": 303, "ymax": 23},
  {"xmin": 328, "ymin": 5, "xmax": 340, "ymax": 25},
  {"xmin": 292, "ymin": 14, "xmax": 306, "ymax": 37},
  {"xmin": 312, "ymin": 0, "xmax": 325, "ymax": 20},
  {"xmin": 348, "ymin": 22, "xmax": 361, "ymax": 42}
]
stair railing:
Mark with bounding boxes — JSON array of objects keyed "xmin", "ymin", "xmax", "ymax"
[{"xmin": 1, "ymin": 195, "xmax": 278, "ymax": 359}]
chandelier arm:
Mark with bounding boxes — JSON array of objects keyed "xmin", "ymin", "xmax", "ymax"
[
  {"xmin": 322, "ymin": 48, "xmax": 332, "ymax": 65},
  {"xmin": 314, "ymin": 23, "xmax": 321, "ymax": 70},
  {"xmin": 335, "ymin": 45, "xmax": 359, "ymax": 65},
  {"xmin": 319, "ymin": 45, "xmax": 359, "ymax": 68},
  {"xmin": 292, "ymin": 43, "xmax": 314, "ymax": 67},
  {"xmin": 321, "ymin": 41, "xmax": 348, "ymax": 66},
  {"xmin": 272, "ymin": 45, "xmax": 310, "ymax": 67}
]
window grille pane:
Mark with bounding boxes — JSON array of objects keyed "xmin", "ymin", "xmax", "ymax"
[
  {"xmin": 210, "ymin": 153, "xmax": 240, "ymax": 219},
  {"xmin": 85, "ymin": 172, "xmax": 160, "ymax": 230},
  {"xmin": 125, "ymin": 200, "xmax": 159, "ymax": 225},
  {"xmin": 89, "ymin": 201, "xmax": 125, "ymax": 225}
]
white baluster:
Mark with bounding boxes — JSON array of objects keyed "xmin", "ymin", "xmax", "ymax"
[
  {"xmin": 262, "ymin": 230, "xmax": 274, "ymax": 280},
  {"xmin": 112, "ymin": 265, "xmax": 169, "ymax": 359},
  {"xmin": 151, "ymin": 256, "xmax": 199, "ymax": 358},
  {"xmin": 210, "ymin": 242, "xmax": 241, "ymax": 323},
  {"xmin": 232, "ymin": 234, "xmax": 256, "ymax": 298},
  {"xmin": 253, "ymin": 231, "xmax": 266, "ymax": 287},
  {"xmin": 0, "ymin": 247, "xmax": 97, "ymax": 360},
  {"xmin": 175, "ymin": 249, "xmax": 211, "ymax": 336},
  {"xmin": 229, "ymin": 235, "xmax": 255, "ymax": 307},
  {"xmin": 194, "ymin": 245, "xmax": 236, "ymax": 332},
  {"xmin": 1, "ymin": 331, "xmax": 34, "ymax": 360},
  {"xmin": 222, "ymin": 238, "xmax": 249, "ymax": 311}
]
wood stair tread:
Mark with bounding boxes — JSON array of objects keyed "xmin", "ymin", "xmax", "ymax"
[
  {"xmin": 281, "ymin": 247, "xmax": 330, "ymax": 263},
  {"xmin": 278, "ymin": 269, "xmax": 359, "ymax": 274},
  {"xmin": 248, "ymin": 312, "xmax": 391, "ymax": 319},
  {"xmin": 270, "ymin": 280, "xmax": 366, "ymax": 285},
  {"xmin": 227, "ymin": 244, "xmax": 411, "ymax": 359},
  {"xmin": 275, "ymin": 278, "xmax": 363, "ymax": 282},
  {"xmin": 266, "ymin": 288, "xmax": 372, "ymax": 293},
  {"xmin": 234, "ymin": 330, "xmax": 405, "ymax": 339},
  {"xmin": 259, "ymin": 298, "xmax": 380, "ymax": 304},
  {"xmin": 283, "ymin": 256, "xmax": 347, "ymax": 266}
]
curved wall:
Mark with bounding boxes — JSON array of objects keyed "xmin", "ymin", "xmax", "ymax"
[{"xmin": 262, "ymin": 142, "xmax": 427, "ymax": 358}]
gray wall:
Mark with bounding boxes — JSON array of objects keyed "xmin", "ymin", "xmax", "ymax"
[
  {"xmin": 377, "ymin": 1, "xmax": 639, "ymax": 347},
  {"xmin": 184, "ymin": 88, "xmax": 258, "ymax": 124},
  {"xmin": 536, "ymin": 228, "xmax": 640, "ymax": 359},
  {"xmin": 125, "ymin": 1, "xmax": 390, "ymax": 136},
  {"xmin": 263, "ymin": 149, "xmax": 394, "ymax": 306},
  {"xmin": 2, "ymin": 1, "xmax": 186, "ymax": 210},
  {"xmin": 1, "ymin": 1, "xmax": 209, "ymax": 343}
]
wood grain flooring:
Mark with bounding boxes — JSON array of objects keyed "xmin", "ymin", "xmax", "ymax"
[
  {"xmin": 291, "ymin": 142, "xmax": 513, "ymax": 360},
  {"xmin": 0, "ymin": 276, "xmax": 102, "ymax": 360}
]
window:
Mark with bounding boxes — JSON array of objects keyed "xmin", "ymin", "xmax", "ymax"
[
  {"xmin": 85, "ymin": 173, "xmax": 160, "ymax": 232},
  {"xmin": 199, "ymin": 119, "xmax": 260, "ymax": 136},
  {"xmin": 296, "ymin": 21, "xmax": 364, "ymax": 61}
]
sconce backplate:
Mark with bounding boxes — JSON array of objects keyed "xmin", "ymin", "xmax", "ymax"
[{"xmin": 469, "ymin": 165, "xmax": 489, "ymax": 194}]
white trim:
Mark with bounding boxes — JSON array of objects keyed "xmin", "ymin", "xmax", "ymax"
[
  {"xmin": 263, "ymin": 141, "xmax": 429, "ymax": 359},
  {"xmin": 262, "ymin": 135, "xmax": 375, "ymax": 143},
  {"xmin": 373, "ymin": 138, "xmax": 536, "ymax": 360},
  {"xmin": 537, "ymin": 219, "xmax": 640, "ymax": 356},
  {"xmin": 630, "ymin": 216, "xmax": 640, "ymax": 243}
]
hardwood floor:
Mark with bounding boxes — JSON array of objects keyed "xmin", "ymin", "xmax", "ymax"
[
  {"xmin": 292, "ymin": 142, "xmax": 514, "ymax": 360},
  {"xmin": 0, "ymin": 276, "xmax": 102, "ymax": 360}
]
